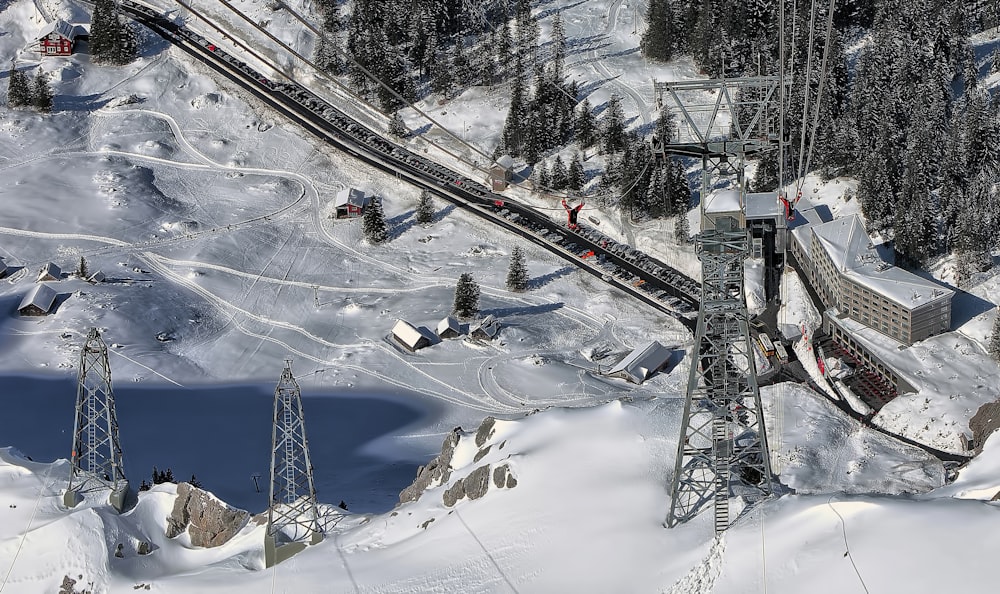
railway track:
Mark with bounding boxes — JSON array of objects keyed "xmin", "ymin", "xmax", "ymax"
[{"xmin": 115, "ymin": 0, "xmax": 702, "ymax": 329}]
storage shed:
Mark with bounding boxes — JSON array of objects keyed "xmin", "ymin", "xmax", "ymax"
[
  {"xmin": 18, "ymin": 283, "xmax": 57, "ymax": 316},
  {"xmin": 605, "ymin": 340, "xmax": 673, "ymax": 384},
  {"xmin": 436, "ymin": 316, "xmax": 462, "ymax": 339},
  {"xmin": 470, "ymin": 315, "xmax": 501, "ymax": 340},
  {"xmin": 392, "ymin": 319, "xmax": 431, "ymax": 352},
  {"xmin": 491, "ymin": 155, "xmax": 514, "ymax": 191},
  {"xmin": 37, "ymin": 262, "xmax": 61, "ymax": 282}
]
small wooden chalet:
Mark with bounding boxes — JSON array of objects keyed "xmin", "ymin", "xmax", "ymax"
[
  {"xmin": 392, "ymin": 319, "xmax": 431, "ymax": 352},
  {"xmin": 36, "ymin": 20, "xmax": 83, "ymax": 56},
  {"xmin": 470, "ymin": 315, "xmax": 501, "ymax": 340},
  {"xmin": 18, "ymin": 283, "xmax": 57, "ymax": 316},
  {"xmin": 37, "ymin": 262, "xmax": 61, "ymax": 282},
  {"xmin": 334, "ymin": 188, "xmax": 373, "ymax": 219},
  {"xmin": 87, "ymin": 271, "xmax": 106, "ymax": 283},
  {"xmin": 491, "ymin": 155, "xmax": 514, "ymax": 191},
  {"xmin": 436, "ymin": 316, "xmax": 461, "ymax": 339}
]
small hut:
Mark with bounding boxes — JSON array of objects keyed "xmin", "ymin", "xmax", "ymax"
[
  {"xmin": 18, "ymin": 283, "xmax": 57, "ymax": 316},
  {"xmin": 605, "ymin": 340, "xmax": 673, "ymax": 384},
  {"xmin": 392, "ymin": 319, "xmax": 431, "ymax": 352},
  {"xmin": 37, "ymin": 262, "xmax": 61, "ymax": 282},
  {"xmin": 87, "ymin": 271, "xmax": 106, "ymax": 284},
  {"xmin": 491, "ymin": 155, "xmax": 514, "ymax": 191},
  {"xmin": 334, "ymin": 188, "xmax": 373, "ymax": 219},
  {"xmin": 470, "ymin": 315, "xmax": 501, "ymax": 340},
  {"xmin": 436, "ymin": 316, "xmax": 462, "ymax": 339}
]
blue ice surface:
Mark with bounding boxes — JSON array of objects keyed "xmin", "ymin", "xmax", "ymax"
[{"xmin": 0, "ymin": 375, "xmax": 432, "ymax": 513}]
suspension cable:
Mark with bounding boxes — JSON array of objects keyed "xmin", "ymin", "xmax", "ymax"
[
  {"xmin": 796, "ymin": 0, "xmax": 820, "ymax": 184},
  {"xmin": 802, "ymin": 0, "xmax": 838, "ymax": 180}
]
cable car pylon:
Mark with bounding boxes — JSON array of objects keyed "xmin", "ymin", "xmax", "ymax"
[
  {"xmin": 64, "ymin": 328, "xmax": 129, "ymax": 512},
  {"xmin": 265, "ymin": 360, "xmax": 323, "ymax": 567}
]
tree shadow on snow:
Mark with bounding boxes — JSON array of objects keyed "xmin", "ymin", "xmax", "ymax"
[
  {"xmin": 481, "ymin": 301, "xmax": 564, "ymax": 319},
  {"xmin": 386, "ymin": 210, "xmax": 416, "ymax": 241},
  {"xmin": 528, "ymin": 266, "xmax": 575, "ymax": 290}
]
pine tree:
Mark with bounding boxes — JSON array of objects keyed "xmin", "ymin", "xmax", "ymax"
[
  {"xmin": 416, "ymin": 190, "xmax": 434, "ymax": 224},
  {"xmin": 506, "ymin": 246, "xmax": 528, "ymax": 292},
  {"xmin": 189, "ymin": 474, "xmax": 202, "ymax": 489},
  {"xmin": 990, "ymin": 311, "xmax": 1000, "ymax": 362},
  {"xmin": 453, "ymin": 272, "xmax": 480, "ymax": 318},
  {"xmin": 536, "ymin": 162, "xmax": 550, "ymax": 189},
  {"xmin": 164, "ymin": 468, "xmax": 174, "ymax": 483},
  {"xmin": 6, "ymin": 61, "xmax": 30, "ymax": 108},
  {"xmin": 575, "ymin": 99, "xmax": 597, "ymax": 149},
  {"xmin": 674, "ymin": 209, "xmax": 690, "ymax": 243},
  {"xmin": 33, "ymin": 69, "xmax": 53, "ymax": 112},
  {"xmin": 363, "ymin": 197, "xmax": 388, "ymax": 243},
  {"xmin": 77, "ymin": 257, "xmax": 89, "ymax": 278},
  {"xmin": 568, "ymin": 153, "xmax": 585, "ymax": 192},
  {"xmin": 551, "ymin": 155, "xmax": 568, "ymax": 190},
  {"xmin": 602, "ymin": 94, "xmax": 626, "ymax": 154},
  {"xmin": 90, "ymin": 0, "xmax": 138, "ymax": 66},
  {"xmin": 642, "ymin": 0, "xmax": 675, "ymax": 62},
  {"xmin": 389, "ymin": 111, "xmax": 407, "ymax": 138}
]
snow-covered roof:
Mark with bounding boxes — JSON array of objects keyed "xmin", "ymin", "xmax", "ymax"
[
  {"xmin": 471, "ymin": 315, "xmax": 500, "ymax": 339},
  {"xmin": 87, "ymin": 271, "xmax": 105, "ymax": 283},
  {"xmin": 703, "ymin": 189, "xmax": 742, "ymax": 214},
  {"xmin": 18, "ymin": 283, "xmax": 57, "ymax": 314},
  {"xmin": 494, "ymin": 155, "xmax": 514, "ymax": 170},
  {"xmin": 436, "ymin": 316, "xmax": 461, "ymax": 337},
  {"xmin": 37, "ymin": 262, "xmax": 61, "ymax": 281},
  {"xmin": 335, "ymin": 188, "xmax": 371, "ymax": 209},
  {"xmin": 36, "ymin": 19, "xmax": 76, "ymax": 41},
  {"xmin": 812, "ymin": 215, "xmax": 953, "ymax": 309},
  {"xmin": 0, "ymin": 259, "xmax": 7, "ymax": 276},
  {"xmin": 745, "ymin": 192, "xmax": 783, "ymax": 220},
  {"xmin": 392, "ymin": 319, "xmax": 429, "ymax": 350},
  {"xmin": 606, "ymin": 340, "xmax": 673, "ymax": 384}
]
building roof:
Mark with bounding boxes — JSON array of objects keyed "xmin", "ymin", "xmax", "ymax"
[
  {"xmin": 18, "ymin": 283, "xmax": 57, "ymax": 313},
  {"xmin": 87, "ymin": 271, "xmax": 105, "ymax": 283},
  {"xmin": 392, "ymin": 319, "xmax": 429, "ymax": 349},
  {"xmin": 436, "ymin": 316, "xmax": 461, "ymax": 337},
  {"xmin": 606, "ymin": 340, "xmax": 673, "ymax": 384},
  {"xmin": 0, "ymin": 259, "xmax": 7, "ymax": 276},
  {"xmin": 703, "ymin": 189, "xmax": 742, "ymax": 215},
  {"xmin": 494, "ymin": 155, "xmax": 514, "ymax": 170},
  {"xmin": 36, "ymin": 19, "xmax": 76, "ymax": 41},
  {"xmin": 812, "ymin": 214, "xmax": 953, "ymax": 309},
  {"xmin": 335, "ymin": 188, "xmax": 371, "ymax": 209},
  {"xmin": 471, "ymin": 315, "xmax": 500, "ymax": 339},
  {"xmin": 37, "ymin": 262, "xmax": 61, "ymax": 281},
  {"xmin": 744, "ymin": 192, "xmax": 784, "ymax": 220}
]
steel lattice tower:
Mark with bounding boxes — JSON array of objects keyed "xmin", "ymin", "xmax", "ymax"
[
  {"xmin": 655, "ymin": 77, "xmax": 781, "ymax": 533},
  {"xmin": 64, "ymin": 328, "xmax": 129, "ymax": 512},
  {"xmin": 265, "ymin": 361, "xmax": 322, "ymax": 567}
]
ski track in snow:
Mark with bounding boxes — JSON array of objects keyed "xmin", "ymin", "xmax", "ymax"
[
  {"xmin": 665, "ymin": 534, "xmax": 726, "ymax": 594},
  {"xmin": 592, "ymin": 0, "xmax": 652, "ymax": 126}
]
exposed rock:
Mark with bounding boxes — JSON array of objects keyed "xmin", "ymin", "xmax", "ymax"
[
  {"xmin": 166, "ymin": 482, "xmax": 249, "ymax": 548},
  {"xmin": 465, "ymin": 465, "xmax": 491, "ymax": 500},
  {"xmin": 136, "ymin": 541, "xmax": 153, "ymax": 556},
  {"xmin": 442, "ymin": 479, "xmax": 466, "ymax": 507},
  {"xmin": 58, "ymin": 575, "xmax": 90, "ymax": 594},
  {"xmin": 473, "ymin": 444, "xmax": 492, "ymax": 463},
  {"xmin": 420, "ymin": 518, "xmax": 435, "ymax": 529},
  {"xmin": 475, "ymin": 416, "xmax": 497, "ymax": 447},
  {"xmin": 492, "ymin": 464, "xmax": 518, "ymax": 490},
  {"xmin": 969, "ymin": 401, "xmax": 1000, "ymax": 453},
  {"xmin": 114, "ymin": 543, "xmax": 124, "ymax": 558},
  {"xmin": 506, "ymin": 474, "xmax": 518, "ymax": 489},
  {"xmin": 398, "ymin": 429, "xmax": 460, "ymax": 504}
]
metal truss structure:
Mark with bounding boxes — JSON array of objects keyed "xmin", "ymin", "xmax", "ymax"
[
  {"xmin": 265, "ymin": 361, "xmax": 322, "ymax": 567},
  {"xmin": 64, "ymin": 328, "xmax": 129, "ymax": 512}
]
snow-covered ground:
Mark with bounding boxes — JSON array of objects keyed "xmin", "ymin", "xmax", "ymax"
[{"xmin": 3, "ymin": 0, "xmax": 1000, "ymax": 591}]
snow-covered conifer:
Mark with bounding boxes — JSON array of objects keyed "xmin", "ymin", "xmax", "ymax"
[
  {"xmin": 506, "ymin": 246, "xmax": 528, "ymax": 292},
  {"xmin": 453, "ymin": 273, "xmax": 480, "ymax": 318},
  {"xmin": 363, "ymin": 196, "xmax": 388, "ymax": 243},
  {"xmin": 416, "ymin": 190, "xmax": 434, "ymax": 225}
]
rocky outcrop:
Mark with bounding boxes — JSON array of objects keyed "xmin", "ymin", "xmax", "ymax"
[
  {"xmin": 969, "ymin": 401, "xmax": 1000, "ymax": 453},
  {"xmin": 165, "ymin": 482, "xmax": 249, "ymax": 548},
  {"xmin": 475, "ymin": 416, "xmax": 496, "ymax": 447},
  {"xmin": 398, "ymin": 429, "xmax": 460, "ymax": 504}
]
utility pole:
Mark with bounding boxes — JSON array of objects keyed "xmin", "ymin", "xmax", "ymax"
[
  {"xmin": 265, "ymin": 360, "xmax": 323, "ymax": 567},
  {"xmin": 64, "ymin": 328, "xmax": 129, "ymax": 512},
  {"xmin": 654, "ymin": 77, "xmax": 783, "ymax": 533}
]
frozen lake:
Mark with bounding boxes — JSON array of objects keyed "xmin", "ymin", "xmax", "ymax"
[{"xmin": 0, "ymin": 375, "xmax": 431, "ymax": 513}]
